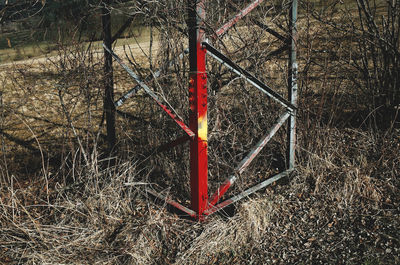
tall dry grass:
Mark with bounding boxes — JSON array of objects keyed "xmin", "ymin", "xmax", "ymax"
[{"xmin": 1, "ymin": 126, "xmax": 398, "ymax": 264}]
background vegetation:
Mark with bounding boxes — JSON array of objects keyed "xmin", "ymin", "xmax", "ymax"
[{"xmin": 0, "ymin": 0, "xmax": 399, "ymax": 264}]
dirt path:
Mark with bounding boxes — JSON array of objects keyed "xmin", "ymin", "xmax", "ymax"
[{"xmin": 0, "ymin": 39, "xmax": 160, "ymax": 69}]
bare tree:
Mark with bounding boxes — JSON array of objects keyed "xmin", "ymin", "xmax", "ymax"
[
  {"xmin": 309, "ymin": 0, "xmax": 400, "ymax": 129},
  {"xmin": 101, "ymin": 0, "xmax": 116, "ymax": 155}
]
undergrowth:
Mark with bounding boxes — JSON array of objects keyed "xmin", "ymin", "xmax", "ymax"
[{"xmin": 0, "ymin": 123, "xmax": 399, "ymax": 264}]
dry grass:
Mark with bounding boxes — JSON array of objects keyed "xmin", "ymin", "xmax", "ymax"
[
  {"xmin": 0, "ymin": 126, "xmax": 398, "ymax": 264},
  {"xmin": 0, "ymin": 1, "xmax": 399, "ymax": 264}
]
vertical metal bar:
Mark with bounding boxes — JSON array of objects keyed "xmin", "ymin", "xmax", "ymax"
[
  {"xmin": 188, "ymin": 0, "xmax": 208, "ymax": 217},
  {"xmin": 287, "ymin": 0, "xmax": 298, "ymax": 169}
]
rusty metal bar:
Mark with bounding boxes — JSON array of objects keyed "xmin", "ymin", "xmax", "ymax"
[
  {"xmin": 225, "ymin": 0, "xmax": 287, "ymax": 42},
  {"xmin": 215, "ymin": 0, "xmax": 265, "ymax": 37},
  {"xmin": 103, "ymin": 44, "xmax": 195, "ymax": 138},
  {"xmin": 115, "ymin": 0, "xmax": 267, "ymax": 108},
  {"xmin": 156, "ymin": 100, "xmax": 195, "ymax": 138},
  {"xmin": 145, "ymin": 188, "xmax": 197, "ymax": 218},
  {"xmin": 204, "ymin": 169, "xmax": 292, "ymax": 216},
  {"xmin": 287, "ymin": 0, "xmax": 298, "ymax": 169},
  {"xmin": 203, "ymin": 42, "xmax": 296, "ymax": 112},
  {"xmin": 208, "ymin": 111, "xmax": 290, "ymax": 207}
]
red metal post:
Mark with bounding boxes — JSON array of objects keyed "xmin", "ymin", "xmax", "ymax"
[{"xmin": 188, "ymin": 0, "xmax": 208, "ymax": 217}]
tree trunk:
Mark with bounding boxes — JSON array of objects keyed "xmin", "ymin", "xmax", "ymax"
[{"xmin": 102, "ymin": 0, "xmax": 116, "ymax": 155}]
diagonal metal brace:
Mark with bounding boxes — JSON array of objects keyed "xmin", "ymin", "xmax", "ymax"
[
  {"xmin": 202, "ymin": 42, "xmax": 296, "ymax": 112},
  {"xmin": 116, "ymin": 0, "xmax": 265, "ymax": 108},
  {"xmin": 115, "ymin": 0, "xmax": 267, "ymax": 108},
  {"xmin": 251, "ymin": 18, "xmax": 288, "ymax": 42},
  {"xmin": 215, "ymin": 0, "xmax": 265, "ymax": 37},
  {"xmin": 103, "ymin": 44, "xmax": 195, "ymax": 138},
  {"xmin": 114, "ymin": 49, "xmax": 189, "ymax": 107},
  {"xmin": 208, "ymin": 110, "xmax": 290, "ymax": 207},
  {"xmin": 236, "ymin": 111, "xmax": 290, "ymax": 174},
  {"xmin": 204, "ymin": 169, "xmax": 292, "ymax": 216},
  {"xmin": 114, "ymin": 85, "xmax": 141, "ymax": 107},
  {"xmin": 145, "ymin": 188, "xmax": 197, "ymax": 218}
]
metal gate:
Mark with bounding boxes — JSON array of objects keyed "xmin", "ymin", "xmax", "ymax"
[{"xmin": 104, "ymin": 0, "xmax": 298, "ymax": 220}]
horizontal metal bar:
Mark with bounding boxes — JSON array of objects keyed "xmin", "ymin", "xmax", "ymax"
[
  {"xmin": 103, "ymin": 44, "xmax": 194, "ymax": 138},
  {"xmin": 215, "ymin": 0, "xmax": 265, "ymax": 37},
  {"xmin": 207, "ymin": 111, "xmax": 290, "ymax": 207},
  {"xmin": 146, "ymin": 188, "xmax": 197, "ymax": 218},
  {"xmin": 204, "ymin": 169, "xmax": 293, "ymax": 216},
  {"xmin": 203, "ymin": 42, "xmax": 296, "ymax": 112},
  {"xmin": 114, "ymin": 49, "xmax": 189, "ymax": 107}
]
